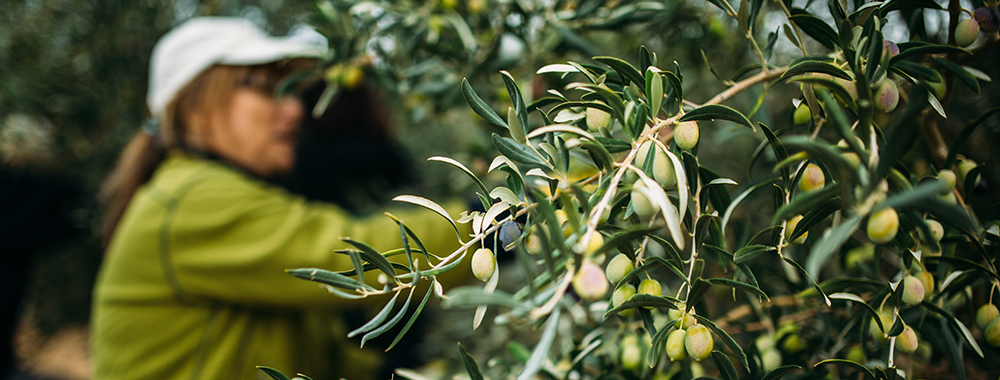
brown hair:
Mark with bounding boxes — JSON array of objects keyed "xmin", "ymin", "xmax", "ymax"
[{"xmin": 99, "ymin": 63, "xmax": 296, "ymax": 246}]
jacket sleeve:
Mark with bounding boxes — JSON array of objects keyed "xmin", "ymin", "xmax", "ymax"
[{"xmin": 165, "ymin": 172, "xmax": 469, "ymax": 308}]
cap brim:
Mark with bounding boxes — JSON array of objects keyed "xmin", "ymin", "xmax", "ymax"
[{"xmin": 220, "ymin": 36, "xmax": 326, "ymax": 65}]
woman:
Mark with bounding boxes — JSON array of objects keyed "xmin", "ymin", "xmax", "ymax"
[{"xmin": 92, "ymin": 18, "xmax": 463, "ymax": 380}]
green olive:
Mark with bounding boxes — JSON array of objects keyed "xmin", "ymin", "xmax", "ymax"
[
  {"xmin": 586, "ymin": 107, "xmax": 611, "ymax": 130},
  {"xmin": 666, "ymin": 329, "xmax": 687, "ymax": 361},
  {"xmin": 976, "ymin": 304, "xmax": 1000, "ymax": 331},
  {"xmin": 471, "ymin": 248, "xmax": 496, "ymax": 282},
  {"xmin": 867, "ymin": 207, "xmax": 899, "ymax": 244},
  {"xmin": 637, "ymin": 279, "xmax": 662, "ymax": 309},
  {"xmin": 986, "ymin": 317, "xmax": 1000, "ymax": 347},
  {"xmin": 605, "ymin": 253, "xmax": 634, "ymax": 285},
  {"xmin": 612, "ymin": 284, "xmax": 637, "ymax": 317},
  {"xmin": 630, "ymin": 181, "xmax": 659, "ymax": 218},
  {"xmin": 674, "ymin": 121, "xmax": 699, "ymax": 150}
]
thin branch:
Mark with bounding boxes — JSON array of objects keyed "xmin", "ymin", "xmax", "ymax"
[{"xmin": 699, "ymin": 67, "xmax": 787, "ymax": 107}]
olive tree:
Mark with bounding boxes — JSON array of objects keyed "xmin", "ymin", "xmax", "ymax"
[{"xmin": 264, "ymin": 0, "xmax": 1000, "ymax": 379}]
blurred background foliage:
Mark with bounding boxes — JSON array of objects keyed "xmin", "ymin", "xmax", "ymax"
[{"xmin": 1, "ymin": 0, "xmax": 999, "ymax": 377}]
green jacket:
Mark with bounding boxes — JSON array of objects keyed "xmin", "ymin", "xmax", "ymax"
[{"xmin": 92, "ymin": 152, "xmax": 465, "ymax": 380}]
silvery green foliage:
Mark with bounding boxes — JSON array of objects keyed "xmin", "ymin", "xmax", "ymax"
[{"xmin": 282, "ymin": 1, "xmax": 1000, "ymax": 379}]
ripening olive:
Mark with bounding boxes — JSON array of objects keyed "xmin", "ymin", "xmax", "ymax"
[
  {"xmin": 666, "ymin": 329, "xmax": 688, "ymax": 361},
  {"xmin": 799, "ymin": 163, "xmax": 825, "ymax": 193},
  {"xmin": 572, "ymin": 262, "xmax": 609, "ymax": 302},
  {"xmin": 605, "ymin": 253, "xmax": 634, "ymax": 285},
  {"xmin": 976, "ymin": 304, "xmax": 1000, "ymax": 331},
  {"xmin": 897, "ymin": 325, "xmax": 919, "ymax": 353},
  {"xmin": 900, "ymin": 275, "xmax": 926, "ymax": 306},
  {"xmin": 874, "ymin": 80, "xmax": 899, "ymax": 113},
  {"xmin": 867, "ymin": 207, "xmax": 899, "ymax": 244},
  {"xmin": 674, "ymin": 121, "xmax": 699, "ymax": 150},
  {"xmin": 883, "ymin": 40, "xmax": 900, "ymax": 57},
  {"xmin": 471, "ymin": 248, "xmax": 496, "ymax": 282},
  {"xmin": 684, "ymin": 324, "xmax": 714, "ymax": 362},
  {"xmin": 955, "ymin": 18, "xmax": 981, "ymax": 47},
  {"xmin": 613, "ymin": 284, "xmax": 637, "ymax": 317},
  {"xmin": 986, "ymin": 317, "xmax": 1000, "ymax": 346}
]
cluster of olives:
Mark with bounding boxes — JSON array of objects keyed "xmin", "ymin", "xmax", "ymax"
[
  {"xmin": 900, "ymin": 270, "xmax": 933, "ymax": 306},
  {"xmin": 665, "ymin": 307, "xmax": 714, "ymax": 362},
  {"xmin": 955, "ymin": 6, "xmax": 1000, "ymax": 47},
  {"xmin": 634, "ymin": 140, "xmax": 676, "ymax": 188},
  {"xmin": 628, "ymin": 136, "xmax": 686, "ymax": 218},
  {"xmin": 603, "ymin": 253, "xmax": 716, "ymax": 363},
  {"xmin": 605, "ymin": 254, "xmax": 663, "ymax": 317},
  {"xmin": 869, "ymin": 310, "xmax": 920, "ymax": 353},
  {"xmin": 324, "ymin": 62, "xmax": 366, "ymax": 90},
  {"xmin": 976, "ymin": 303, "xmax": 1000, "ymax": 347},
  {"xmin": 585, "ymin": 109, "xmax": 699, "ymax": 151},
  {"xmin": 752, "ymin": 323, "xmax": 808, "ymax": 373},
  {"xmin": 755, "ymin": 334, "xmax": 783, "ymax": 373}
]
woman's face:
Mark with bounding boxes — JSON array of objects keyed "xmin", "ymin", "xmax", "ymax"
[{"xmin": 209, "ymin": 89, "xmax": 304, "ymax": 178}]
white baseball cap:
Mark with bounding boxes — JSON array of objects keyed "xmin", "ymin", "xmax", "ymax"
[{"xmin": 147, "ymin": 17, "xmax": 329, "ymax": 119}]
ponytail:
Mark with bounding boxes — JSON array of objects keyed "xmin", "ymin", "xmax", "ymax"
[{"xmin": 99, "ymin": 126, "xmax": 166, "ymax": 247}]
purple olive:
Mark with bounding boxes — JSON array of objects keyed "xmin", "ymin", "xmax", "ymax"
[
  {"xmin": 974, "ymin": 7, "xmax": 1000, "ymax": 33},
  {"xmin": 882, "ymin": 40, "xmax": 899, "ymax": 57}
]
